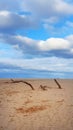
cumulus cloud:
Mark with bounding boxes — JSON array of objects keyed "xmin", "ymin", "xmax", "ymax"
[
  {"xmin": 0, "ymin": 0, "xmax": 73, "ymax": 33},
  {"xmin": 0, "ymin": 0, "xmax": 73, "ymax": 18},
  {"xmin": 21, "ymin": 0, "xmax": 73, "ymax": 19},
  {"xmin": 38, "ymin": 38, "xmax": 70, "ymax": 51},
  {"xmin": 0, "ymin": 33, "xmax": 73, "ymax": 58},
  {"xmin": 0, "ymin": 1, "xmax": 73, "ymax": 35},
  {"xmin": 66, "ymin": 35, "xmax": 73, "ymax": 45},
  {"xmin": 0, "ymin": 11, "xmax": 33, "ymax": 33}
]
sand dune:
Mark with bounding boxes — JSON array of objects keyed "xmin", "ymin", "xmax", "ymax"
[{"xmin": 0, "ymin": 79, "xmax": 73, "ymax": 130}]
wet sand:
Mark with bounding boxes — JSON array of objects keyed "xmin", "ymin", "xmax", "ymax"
[{"xmin": 0, "ymin": 79, "xmax": 73, "ymax": 130}]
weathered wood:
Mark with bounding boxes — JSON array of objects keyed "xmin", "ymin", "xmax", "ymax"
[
  {"xmin": 11, "ymin": 79, "xmax": 34, "ymax": 90},
  {"xmin": 54, "ymin": 79, "xmax": 62, "ymax": 89},
  {"xmin": 40, "ymin": 85, "xmax": 47, "ymax": 90}
]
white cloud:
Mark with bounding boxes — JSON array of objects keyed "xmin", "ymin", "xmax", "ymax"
[
  {"xmin": 0, "ymin": 11, "xmax": 33, "ymax": 32},
  {"xmin": 0, "ymin": 34, "xmax": 70, "ymax": 51},
  {"xmin": 54, "ymin": 0, "xmax": 73, "ymax": 15},
  {"xmin": 38, "ymin": 38, "xmax": 70, "ymax": 51},
  {"xmin": 21, "ymin": 0, "xmax": 73, "ymax": 18},
  {"xmin": 66, "ymin": 35, "xmax": 73, "ymax": 46},
  {"xmin": 1, "ymin": 33, "xmax": 73, "ymax": 58},
  {"xmin": 1, "ymin": 0, "xmax": 73, "ymax": 17},
  {"xmin": 0, "ymin": 56, "xmax": 73, "ymax": 73},
  {"xmin": 0, "ymin": 1, "xmax": 73, "ymax": 34},
  {"xmin": 0, "ymin": 1, "xmax": 73, "ymax": 35}
]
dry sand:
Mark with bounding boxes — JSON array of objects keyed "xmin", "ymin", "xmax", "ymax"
[{"xmin": 0, "ymin": 79, "xmax": 73, "ymax": 130}]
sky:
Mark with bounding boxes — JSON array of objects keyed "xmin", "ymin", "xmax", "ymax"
[{"xmin": 0, "ymin": 0, "xmax": 73, "ymax": 78}]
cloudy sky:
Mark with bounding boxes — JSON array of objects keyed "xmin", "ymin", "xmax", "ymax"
[{"xmin": 0, "ymin": 0, "xmax": 73, "ymax": 78}]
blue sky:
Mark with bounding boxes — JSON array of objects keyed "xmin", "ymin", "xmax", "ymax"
[{"xmin": 0, "ymin": 0, "xmax": 73, "ymax": 78}]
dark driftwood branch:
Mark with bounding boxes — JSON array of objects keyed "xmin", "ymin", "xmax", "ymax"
[
  {"xmin": 40, "ymin": 85, "xmax": 47, "ymax": 90},
  {"xmin": 11, "ymin": 79, "xmax": 34, "ymax": 90},
  {"xmin": 54, "ymin": 79, "xmax": 62, "ymax": 89}
]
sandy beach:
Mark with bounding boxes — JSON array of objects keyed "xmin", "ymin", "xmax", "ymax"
[{"xmin": 0, "ymin": 79, "xmax": 73, "ymax": 130}]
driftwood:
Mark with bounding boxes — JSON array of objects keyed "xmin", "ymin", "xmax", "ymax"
[
  {"xmin": 11, "ymin": 79, "xmax": 34, "ymax": 90},
  {"xmin": 54, "ymin": 79, "xmax": 62, "ymax": 89},
  {"xmin": 4, "ymin": 79, "xmax": 62, "ymax": 90},
  {"xmin": 40, "ymin": 85, "xmax": 47, "ymax": 90}
]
